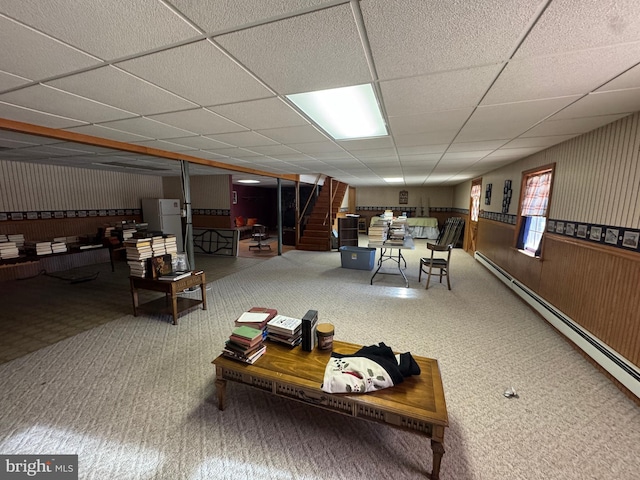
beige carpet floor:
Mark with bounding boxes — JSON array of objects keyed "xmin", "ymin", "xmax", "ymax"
[{"xmin": 0, "ymin": 239, "xmax": 638, "ymax": 479}]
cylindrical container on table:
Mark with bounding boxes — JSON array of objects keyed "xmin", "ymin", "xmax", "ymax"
[{"xmin": 316, "ymin": 323, "xmax": 334, "ymax": 350}]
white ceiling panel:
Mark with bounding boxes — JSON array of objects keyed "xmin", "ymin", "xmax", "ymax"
[
  {"xmin": 0, "ymin": 0, "xmax": 201, "ymax": 60},
  {"xmin": 147, "ymin": 108, "xmax": 246, "ymax": 136},
  {"xmin": 522, "ymin": 114, "xmax": 629, "ymax": 137},
  {"xmin": 117, "ymin": 41, "xmax": 273, "ymax": 106},
  {"xmin": 96, "ymin": 117, "xmax": 196, "ymax": 140},
  {"xmin": 515, "ymin": 0, "xmax": 640, "ymax": 58},
  {"xmin": 483, "ymin": 43, "xmax": 640, "ymax": 104},
  {"xmin": 0, "ymin": 70, "xmax": 29, "ymax": 91},
  {"xmin": 65, "ymin": 124, "xmax": 153, "ymax": 143},
  {"xmin": 209, "ymin": 97, "xmax": 308, "ymax": 130},
  {"xmin": 549, "ymin": 89, "xmax": 640, "ymax": 119},
  {"xmin": 381, "ymin": 67, "xmax": 500, "ymax": 116},
  {"xmin": 205, "ymin": 131, "xmax": 278, "ymax": 148},
  {"xmin": 361, "ymin": 0, "xmax": 543, "ymax": 79},
  {"xmin": 0, "ymin": 102, "xmax": 85, "ymax": 129},
  {"xmin": 167, "ymin": 0, "xmax": 337, "ymax": 33},
  {"xmin": 0, "ymin": 85, "xmax": 136, "ymax": 123},
  {"xmin": 0, "ymin": 1, "xmax": 639, "ymax": 185},
  {"xmin": 45, "ymin": 66, "xmax": 198, "ymax": 116},
  {"xmin": 388, "ymin": 109, "xmax": 473, "ymax": 136},
  {"xmin": 0, "ymin": 15, "xmax": 100, "ymax": 81},
  {"xmin": 215, "ymin": 4, "xmax": 371, "ymax": 94}
]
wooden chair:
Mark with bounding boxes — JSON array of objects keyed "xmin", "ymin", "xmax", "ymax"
[{"xmin": 418, "ymin": 217, "xmax": 464, "ymax": 290}]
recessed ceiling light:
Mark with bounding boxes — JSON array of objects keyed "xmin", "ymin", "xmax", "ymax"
[
  {"xmin": 384, "ymin": 177, "xmax": 404, "ymax": 183},
  {"xmin": 237, "ymin": 179, "xmax": 260, "ymax": 184},
  {"xmin": 287, "ymin": 84, "xmax": 388, "ymax": 140}
]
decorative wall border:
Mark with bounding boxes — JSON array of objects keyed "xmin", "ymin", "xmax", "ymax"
[
  {"xmin": 481, "ymin": 211, "xmax": 517, "ymax": 225},
  {"xmin": 548, "ymin": 219, "xmax": 640, "ymax": 253},
  {"xmin": 355, "ymin": 206, "xmax": 469, "ymax": 216},
  {"xmin": 0, "ymin": 209, "xmax": 141, "ymax": 221},
  {"xmin": 192, "ymin": 209, "xmax": 231, "ymax": 216}
]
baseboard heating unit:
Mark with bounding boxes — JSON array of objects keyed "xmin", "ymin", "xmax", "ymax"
[{"xmin": 474, "ymin": 251, "xmax": 640, "ymax": 398}]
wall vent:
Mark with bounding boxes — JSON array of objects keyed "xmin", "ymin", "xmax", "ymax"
[{"xmin": 475, "ymin": 251, "xmax": 639, "ymax": 398}]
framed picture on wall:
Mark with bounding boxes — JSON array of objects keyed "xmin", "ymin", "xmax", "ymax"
[
  {"xmin": 232, "ymin": 191, "xmax": 238, "ymax": 205},
  {"xmin": 399, "ymin": 190, "xmax": 408, "ymax": 204}
]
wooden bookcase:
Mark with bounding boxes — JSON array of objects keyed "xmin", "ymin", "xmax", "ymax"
[{"xmin": 337, "ymin": 216, "xmax": 359, "ymax": 248}]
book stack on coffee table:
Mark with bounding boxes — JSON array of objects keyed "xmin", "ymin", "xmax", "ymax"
[
  {"xmin": 222, "ymin": 325, "xmax": 267, "ymax": 364},
  {"xmin": 266, "ymin": 314, "xmax": 302, "ymax": 347}
]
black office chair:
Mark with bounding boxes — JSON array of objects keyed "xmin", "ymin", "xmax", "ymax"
[
  {"xmin": 418, "ymin": 217, "xmax": 464, "ymax": 290},
  {"xmin": 249, "ymin": 224, "xmax": 271, "ymax": 251}
]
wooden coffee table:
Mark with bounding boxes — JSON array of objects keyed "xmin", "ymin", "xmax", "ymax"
[{"xmin": 212, "ymin": 340, "xmax": 448, "ymax": 479}]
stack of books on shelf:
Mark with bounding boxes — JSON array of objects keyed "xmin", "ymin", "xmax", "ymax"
[
  {"xmin": 8, "ymin": 234, "xmax": 25, "ymax": 248},
  {"xmin": 266, "ymin": 314, "xmax": 302, "ymax": 347},
  {"xmin": 222, "ymin": 325, "xmax": 267, "ymax": 364},
  {"xmin": 51, "ymin": 241, "xmax": 68, "ymax": 254},
  {"xmin": 25, "ymin": 240, "xmax": 53, "ymax": 256},
  {"xmin": 157, "ymin": 270, "xmax": 191, "ymax": 281},
  {"xmin": 0, "ymin": 240, "xmax": 20, "ymax": 259},
  {"xmin": 368, "ymin": 218, "xmax": 388, "ymax": 243},
  {"xmin": 124, "ymin": 238, "xmax": 153, "ymax": 278}
]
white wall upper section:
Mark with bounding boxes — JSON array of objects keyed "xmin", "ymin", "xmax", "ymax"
[
  {"xmin": 356, "ymin": 186, "xmax": 454, "ymax": 212},
  {"xmin": 0, "ymin": 159, "xmax": 162, "ymax": 211},
  {"xmin": 162, "ymin": 175, "xmax": 231, "ymax": 209}
]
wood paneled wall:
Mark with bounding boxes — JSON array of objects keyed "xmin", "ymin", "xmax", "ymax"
[
  {"xmin": 0, "ymin": 216, "xmax": 142, "ymax": 242},
  {"xmin": 476, "ymin": 217, "xmax": 640, "ymax": 368}
]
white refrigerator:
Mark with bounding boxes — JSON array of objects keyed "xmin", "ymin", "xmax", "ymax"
[{"xmin": 141, "ymin": 198, "xmax": 184, "ymax": 253}]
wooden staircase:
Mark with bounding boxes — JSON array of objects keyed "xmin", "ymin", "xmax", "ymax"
[{"xmin": 297, "ymin": 178, "xmax": 348, "ymax": 251}]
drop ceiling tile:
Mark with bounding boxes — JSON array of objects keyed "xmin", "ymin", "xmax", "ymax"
[
  {"xmin": 502, "ymin": 135, "xmax": 578, "ymax": 148},
  {"xmin": 349, "ymin": 148, "xmax": 397, "ymax": 159},
  {"xmin": 203, "ymin": 131, "xmax": 277, "ymax": 148},
  {"xmin": 0, "ymin": 70, "xmax": 30, "ymax": 91},
  {"xmin": 210, "ymin": 97, "xmax": 307, "ymax": 129},
  {"xmin": 515, "ymin": 0, "xmax": 640, "ymax": 59},
  {"xmin": 165, "ymin": 136, "xmax": 233, "ymax": 150},
  {"xmin": 0, "ymin": 102, "xmax": 85, "ymax": 129},
  {"xmin": 287, "ymin": 142, "xmax": 344, "ymax": 155},
  {"xmin": 336, "ymin": 137, "xmax": 395, "ymax": 151},
  {"xmin": 147, "ymin": 108, "xmax": 246, "ymax": 135},
  {"xmin": 381, "ymin": 67, "xmax": 499, "ymax": 116},
  {"xmin": 483, "ymin": 43, "xmax": 640, "ymax": 104},
  {"xmin": 448, "ymin": 140, "xmax": 508, "ymax": 152},
  {"xmin": 169, "ymin": 0, "xmax": 334, "ymax": 33},
  {"xmin": 398, "ymin": 153, "xmax": 443, "ymax": 163},
  {"xmin": 243, "ymin": 145, "xmax": 300, "ymax": 156},
  {"xmin": 361, "ymin": 0, "xmax": 541, "ymax": 78},
  {"xmin": 485, "ymin": 147, "xmax": 544, "ymax": 158},
  {"xmin": 442, "ymin": 151, "xmax": 493, "ymax": 161},
  {"xmin": 522, "ymin": 114, "xmax": 628, "ymax": 137},
  {"xmin": 65, "ymin": 124, "xmax": 153, "ymax": 143},
  {"xmin": 0, "ymin": 16, "xmax": 100, "ymax": 81},
  {"xmin": 597, "ymin": 63, "xmax": 640, "ymax": 92},
  {"xmin": 396, "ymin": 145, "xmax": 448, "ymax": 155},
  {"xmin": 117, "ymin": 40, "xmax": 273, "ymax": 106},
  {"xmin": 394, "ymin": 131, "xmax": 458, "ymax": 146},
  {"xmin": 258, "ymin": 125, "xmax": 328, "ymax": 144},
  {"xmin": 215, "ymin": 4, "xmax": 371, "ymax": 94},
  {"xmin": 97, "ymin": 117, "xmax": 196, "ymax": 139},
  {"xmin": 45, "ymin": 66, "xmax": 197, "ymax": 115},
  {"xmin": 389, "ymin": 108, "xmax": 473, "ymax": 136},
  {"xmin": 0, "ymin": 0, "xmax": 201, "ymax": 60},
  {"xmin": 204, "ymin": 147, "xmax": 263, "ymax": 159},
  {"xmin": 550, "ymin": 89, "xmax": 640, "ymax": 119},
  {"xmin": 457, "ymin": 96, "xmax": 580, "ymax": 141},
  {"xmin": 0, "ymin": 85, "xmax": 137, "ymax": 123},
  {"xmin": 129, "ymin": 139, "xmax": 198, "ymax": 152}
]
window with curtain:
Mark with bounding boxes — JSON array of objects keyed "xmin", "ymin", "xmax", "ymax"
[
  {"xmin": 471, "ymin": 184, "xmax": 482, "ymax": 222},
  {"xmin": 516, "ymin": 166, "xmax": 554, "ymax": 257}
]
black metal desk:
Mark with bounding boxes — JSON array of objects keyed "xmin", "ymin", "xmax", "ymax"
[{"xmin": 368, "ymin": 236, "xmax": 415, "ymax": 287}]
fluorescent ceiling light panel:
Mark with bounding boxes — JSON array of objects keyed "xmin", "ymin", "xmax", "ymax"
[
  {"xmin": 237, "ymin": 179, "xmax": 260, "ymax": 184},
  {"xmin": 384, "ymin": 177, "xmax": 404, "ymax": 183},
  {"xmin": 287, "ymin": 84, "xmax": 388, "ymax": 140}
]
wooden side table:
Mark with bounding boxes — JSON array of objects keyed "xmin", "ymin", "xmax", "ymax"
[{"xmin": 129, "ymin": 272, "xmax": 207, "ymax": 325}]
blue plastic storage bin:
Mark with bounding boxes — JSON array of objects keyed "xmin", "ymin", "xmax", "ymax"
[{"xmin": 339, "ymin": 246, "xmax": 376, "ymax": 270}]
